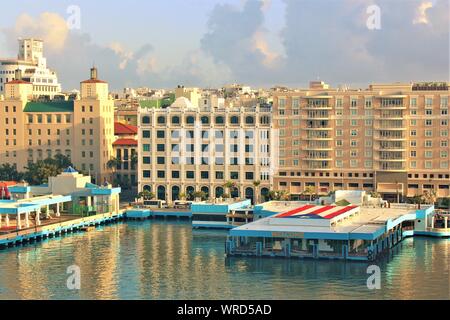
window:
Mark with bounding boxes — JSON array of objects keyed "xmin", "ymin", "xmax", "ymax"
[
  {"xmin": 143, "ymin": 144, "xmax": 150, "ymax": 152},
  {"xmin": 142, "ymin": 157, "xmax": 151, "ymax": 164},
  {"xmin": 157, "ymin": 171, "xmax": 165, "ymax": 178},
  {"xmin": 245, "ymin": 172, "xmax": 254, "ymax": 180},
  {"xmin": 172, "ymin": 171, "xmax": 180, "ymax": 179},
  {"xmin": 157, "ymin": 116, "xmax": 166, "ymax": 124},
  {"xmin": 230, "ymin": 172, "xmax": 239, "ymax": 179},
  {"xmin": 230, "ymin": 116, "xmax": 239, "ymax": 124},
  {"xmin": 186, "ymin": 116, "xmax": 195, "ymax": 124},
  {"xmin": 215, "ymin": 116, "xmax": 224, "ymax": 124},
  {"xmin": 245, "ymin": 116, "xmax": 254, "ymax": 124},
  {"xmin": 201, "ymin": 171, "xmax": 209, "ymax": 179},
  {"xmin": 171, "ymin": 116, "xmax": 180, "ymax": 124},
  {"xmin": 143, "ymin": 170, "xmax": 151, "ymax": 178},
  {"xmin": 186, "ymin": 171, "xmax": 194, "ymax": 179},
  {"xmin": 142, "ymin": 130, "xmax": 151, "ymax": 138},
  {"xmin": 157, "ymin": 144, "xmax": 165, "ymax": 152},
  {"xmin": 157, "ymin": 130, "xmax": 165, "ymax": 138},
  {"xmin": 215, "ymin": 171, "xmax": 224, "ymax": 179},
  {"xmin": 142, "ymin": 116, "xmax": 151, "ymax": 124}
]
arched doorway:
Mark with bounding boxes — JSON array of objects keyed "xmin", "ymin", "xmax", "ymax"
[
  {"xmin": 231, "ymin": 187, "xmax": 239, "ymax": 198},
  {"xmin": 157, "ymin": 185, "xmax": 166, "ymax": 200},
  {"xmin": 215, "ymin": 186, "xmax": 224, "ymax": 198},
  {"xmin": 186, "ymin": 186, "xmax": 195, "ymax": 201},
  {"xmin": 245, "ymin": 187, "xmax": 254, "ymax": 204},
  {"xmin": 172, "ymin": 186, "xmax": 180, "ymax": 202},
  {"xmin": 261, "ymin": 187, "xmax": 269, "ymax": 202},
  {"xmin": 201, "ymin": 186, "xmax": 209, "ymax": 199}
]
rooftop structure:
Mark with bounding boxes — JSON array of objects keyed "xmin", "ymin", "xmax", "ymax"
[{"xmin": 0, "ymin": 38, "xmax": 61, "ymax": 98}]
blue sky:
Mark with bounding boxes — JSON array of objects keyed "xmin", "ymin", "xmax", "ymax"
[{"xmin": 0, "ymin": 0, "xmax": 448, "ymax": 91}]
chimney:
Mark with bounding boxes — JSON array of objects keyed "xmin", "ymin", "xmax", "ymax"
[{"xmin": 15, "ymin": 69, "xmax": 22, "ymax": 81}]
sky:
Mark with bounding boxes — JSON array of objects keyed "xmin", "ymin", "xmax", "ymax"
[{"xmin": 0, "ymin": 0, "xmax": 448, "ymax": 91}]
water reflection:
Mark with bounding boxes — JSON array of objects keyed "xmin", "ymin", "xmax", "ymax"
[{"xmin": 0, "ymin": 220, "xmax": 448, "ymax": 300}]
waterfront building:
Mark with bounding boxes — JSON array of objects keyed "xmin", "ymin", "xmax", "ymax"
[
  {"xmin": 226, "ymin": 199, "xmax": 449, "ymax": 260},
  {"xmin": 0, "ymin": 167, "xmax": 121, "ymax": 231},
  {"xmin": 0, "ymin": 67, "xmax": 115, "ymax": 184},
  {"xmin": 273, "ymin": 81, "xmax": 450, "ymax": 201},
  {"xmin": 0, "ymin": 38, "xmax": 61, "ymax": 98},
  {"xmin": 113, "ymin": 122, "xmax": 138, "ymax": 190},
  {"xmin": 137, "ymin": 96, "xmax": 276, "ymax": 204}
]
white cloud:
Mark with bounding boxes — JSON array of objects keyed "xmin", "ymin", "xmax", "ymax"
[{"xmin": 413, "ymin": 1, "xmax": 433, "ymax": 25}]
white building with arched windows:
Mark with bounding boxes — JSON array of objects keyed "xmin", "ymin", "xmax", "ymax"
[{"xmin": 137, "ymin": 99, "xmax": 276, "ymax": 205}]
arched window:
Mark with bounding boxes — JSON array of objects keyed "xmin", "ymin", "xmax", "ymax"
[
  {"xmin": 171, "ymin": 186, "xmax": 180, "ymax": 201},
  {"xmin": 215, "ymin": 116, "xmax": 224, "ymax": 125},
  {"xmin": 186, "ymin": 186, "xmax": 195, "ymax": 200},
  {"xmin": 172, "ymin": 116, "xmax": 180, "ymax": 125},
  {"xmin": 201, "ymin": 116, "xmax": 209, "ymax": 125},
  {"xmin": 245, "ymin": 187, "xmax": 254, "ymax": 204},
  {"xmin": 245, "ymin": 116, "xmax": 254, "ymax": 125},
  {"xmin": 215, "ymin": 187, "xmax": 224, "ymax": 198},
  {"xmin": 261, "ymin": 187, "xmax": 269, "ymax": 202},
  {"xmin": 157, "ymin": 116, "xmax": 166, "ymax": 124},
  {"xmin": 142, "ymin": 116, "xmax": 151, "ymax": 124},
  {"xmin": 230, "ymin": 116, "xmax": 239, "ymax": 124},
  {"xmin": 186, "ymin": 115, "xmax": 195, "ymax": 125},
  {"xmin": 143, "ymin": 185, "xmax": 151, "ymax": 192},
  {"xmin": 201, "ymin": 186, "xmax": 210, "ymax": 199},
  {"xmin": 157, "ymin": 185, "xmax": 166, "ymax": 200}
]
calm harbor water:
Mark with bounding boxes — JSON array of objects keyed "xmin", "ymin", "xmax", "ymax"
[{"xmin": 0, "ymin": 219, "xmax": 448, "ymax": 300}]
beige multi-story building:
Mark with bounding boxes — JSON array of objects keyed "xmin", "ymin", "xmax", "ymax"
[
  {"xmin": 273, "ymin": 81, "xmax": 450, "ymax": 201},
  {"xmin": 138, "ymin": 97, "xmax": 275, "ymax": 204},
  {"xmin": 0, "ymin": 67, "xmax": 115, "ymax": 185},
  {"xmin": 112, "ymin": 122, "xmax": 138, "ymax": 190}
]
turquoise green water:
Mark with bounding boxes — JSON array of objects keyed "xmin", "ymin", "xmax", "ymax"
[{"xmin": 0, "ymin": 220, "xmax": 448, "ymax": 300}]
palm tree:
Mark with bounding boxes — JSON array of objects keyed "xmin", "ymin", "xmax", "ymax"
[
  {"xmin": 421, "ymin": 190, "xmax": 437, "ymax": 205},
  {"xmin": 130, "ymin": 152, "xmax": 138, "ymax": 170},
  {"xmin": 179, "ymin": 192, "xmax": 187, "ymax": 200},
  {"xmin": 253, "ymin": 180, "xmax": 261, "ymax": 204},
  {"xmin": 303, "ymin": 186, "xmax": 315, "ymax": 202},
  {"xmin": 223, "ymin": 181, "xmax": 236, "ymax": 198},
  {"xmin": 268, "ymin": 190, "xmax": 290, "ymax": 201},
  {"xmin": 138, "ymin": 190, "xmax": 155, "ymax": 201},
  {"xmin": 107, "ymin": 157, "xmax": 121, "ymax": 185}
]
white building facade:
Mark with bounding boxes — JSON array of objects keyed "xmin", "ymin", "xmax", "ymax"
[
  {"xmin": 137, "ymin": 98, "xmax": 277, "ymax": 204},
  {"xmin": 0, "ymin": 38, "xmax": 61, "ymax": 97}
]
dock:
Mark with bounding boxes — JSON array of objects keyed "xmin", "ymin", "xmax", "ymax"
[
  {"xmin": 125, "ymin": 209, "xmax": 191, "ymax": 220},
  {"xmin": 0, "ymin": 211, "xmax": 124, "ymax": 249}
]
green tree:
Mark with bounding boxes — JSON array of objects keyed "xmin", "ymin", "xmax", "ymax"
[
  {"xmin": 223, "ymin": 181, "xmax": 236, "ymax": 197},
  {"xmin": 268, "ymin": 190, "xmax": 290, "ymax": 201},
  {"xmin": 0, "ymin": 163, "xmax": 23, "ymax": 181},
  {"xmin": 253, "ymin": 180, "xmax": 261, "ymax": 204},
  {"xmin": 303, "ymin": 186, "xmax": 315, "ymax": 202},
  {"xmin": 138, "ymin": 190, "xmax": 155, "ymax": 200}
]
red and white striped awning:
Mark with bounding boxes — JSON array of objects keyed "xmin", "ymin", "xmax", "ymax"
[{"xmin": 276, "ymin": 205, "xmax": 358, "ymax": 220}]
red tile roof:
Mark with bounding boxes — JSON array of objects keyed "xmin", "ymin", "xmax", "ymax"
[
  {"xmin": 114, "ymin": 122, "xmax": 138, "ymax": 135},
  {"xmin": 113, "ymin": 138, "xmax": 138, "ymax": 146},
  {"xmin": 80, "ymin": 79, "xmax": 107, "ymax": 84},
  {"xmin": 6, "ymin": 80, "xmax": 31, "ymax": 85},
  {"xmin": 0, "ymin": 181, "xmax": 17, "ymax": 187}
]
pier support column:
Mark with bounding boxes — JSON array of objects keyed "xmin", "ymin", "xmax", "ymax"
[
  {"xmin": 25, "ymin": 212, "xmax": 29, "ymax": 228},
  {"xmin": 16, "ymin": 212, "xmax": 21, "ymax": 230},
  {"xmin": 5, "ymin": 214, "xmax": 9, "ymax": 227},
  {"xmin": 445, "ymin": 217, "xmax": 448, "ymax": 229},
  {"xmin": 431, "ymin": 216, "xmax": 435, "ymax": 228},
  {"xmin": 35, "ymin": 210, "xmax": 41, "ymax": 226},
  {"xmin": 56, "ymin": 203, "xmax": 60, "ymax": 217}
]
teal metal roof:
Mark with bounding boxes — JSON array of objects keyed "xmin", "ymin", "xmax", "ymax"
[{"xmin": 24, "ymin": 101, "xmax": 74, "ymax": 113}]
